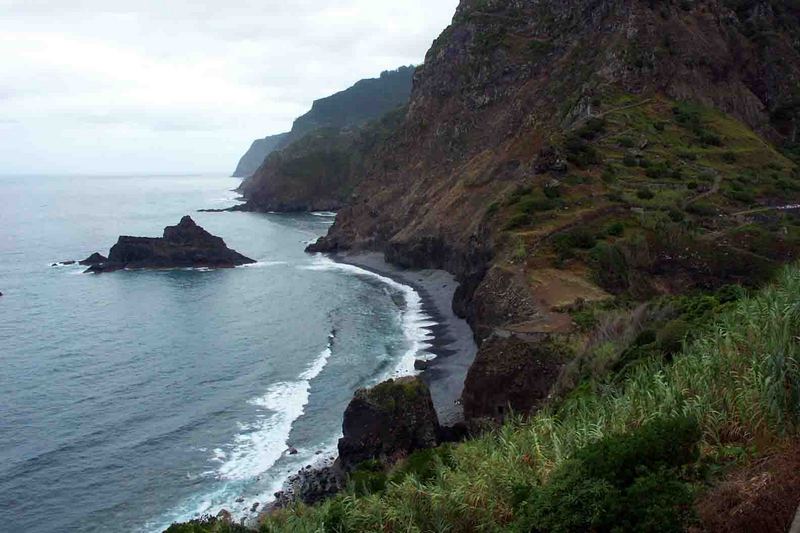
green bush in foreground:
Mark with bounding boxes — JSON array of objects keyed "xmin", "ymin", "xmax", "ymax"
[
  {"xmin": 262, "ymin": 265, "xmax": 800, "ymax": 532},
  {"xmin": 514, "ymin": 417, "xmax": 700, "ymax": 532}
]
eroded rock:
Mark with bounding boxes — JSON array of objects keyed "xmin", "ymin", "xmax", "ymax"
[
  {"xmin": 337, "ymin": 376, "xmax": 440, "ymax": 472},
  {"xmin": 85, "ymin": 216, "xmax": 255, "ymax": 273},
  {"xmin": 462, "ymin": 335, "xmax": 567, "ymax": 422},
  {"xmin": 79, "ymin": 253, "xmax": 107, "ymax": 266}
]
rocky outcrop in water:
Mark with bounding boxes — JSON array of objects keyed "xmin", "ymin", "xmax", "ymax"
[
  {"xmin": 264, "ymin": 377, "xmax": 441, "ymax": 511},
  {"xmin": 79, "ymin": 253, "xmax": 107, "ymax": 266},
  {"xmin": 337, "ymin": 377, "xmax": 440, "ymax": 472},
  {"xmin": 85, "ymin": 216, "xmax": 255, "ymax": 273}
]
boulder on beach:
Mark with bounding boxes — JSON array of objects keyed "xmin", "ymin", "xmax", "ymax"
[
  {"xmin": 337, "ymin": 376, "xmax": 440, "ymax": 472},
  {"xmin": 84, "ymin": 216, "xmax": 255, "ymax": 273},
  {"xmin": 79, "ymin": 252, "xmax": 107, "ymax": 266}
]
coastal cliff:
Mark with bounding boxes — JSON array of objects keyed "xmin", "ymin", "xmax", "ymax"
[
  {"xmin": 231, "ymin": 66, "xmax": 414, "ymax": 179},
  {"xmin": 237, "ymin": 109, "xmax": 405, "ymax": 212},
  {"xmin": 171, "ymin": 0, "xmax": 800, "ymax": 530},
  {"xmin": 232, "ymin": 133, "xmax": 290, "ymax": 178},
  {"xmin": 309, "ymin": 0, "xmax": 800, "ymax": 418}
]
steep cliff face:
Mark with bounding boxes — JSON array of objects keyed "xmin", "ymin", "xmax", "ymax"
[
  {"xmin": 231, "ymin": 66, "xmax": 414, "ymax": 179},
  {"xmin": 232, "ymin": 133, "xmax": 290, "ymax": 178},
  {"xmin": 310, "ymin": 0, "xmax": 800, "ymax": 419},
  {"xmin": 316, "ymin": 0, "xmax": 799, "ymax": 259},
  {"xmin": 238, "ymin": 108, "xmax": 405, "ymax": 211}
]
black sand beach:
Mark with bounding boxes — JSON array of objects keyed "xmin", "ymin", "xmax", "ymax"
[{"xmin": 335, "ymin": 252, "xmax": 478, "ymax": 425}]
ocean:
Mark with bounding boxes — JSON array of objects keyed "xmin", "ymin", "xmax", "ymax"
[{"xmin": 0, "ymin": 174, "xmax": 434, "ymax": 532}]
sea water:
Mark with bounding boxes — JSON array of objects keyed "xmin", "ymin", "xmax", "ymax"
[{"xmin": 0, "ymin": 174, "xmax": 433, "ymax": 532}]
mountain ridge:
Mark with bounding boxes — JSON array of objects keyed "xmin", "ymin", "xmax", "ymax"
[{"xmin": 231, "ymin": 66, "xmax": 415, "ymax": 178}]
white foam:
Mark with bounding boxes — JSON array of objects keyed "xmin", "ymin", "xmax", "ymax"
[
  {"xmin": 301, "ymin": 255, "xmax": 436, "ymax": 377},
  {"xmin": 217, "ymin": 342, "xmax": 332, "ymax": 481},
  {"xmin": 144, "ymin": 337, "xmax": 335, "ymax": 532},
  {"xmin": 310, "ymin": 211, "xmax": 337, "ymax": 218},
  {"xmin": 145, "ymin": 258, "xmax": 436, "ymax": 531},
  {"xmin": 240, "ymin": 260, "xmax": 287, "ymax": 269}
]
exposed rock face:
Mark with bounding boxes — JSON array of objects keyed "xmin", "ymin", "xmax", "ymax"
[
  {"xmin": 271, "ymin": 462, "xmax": 344, "ymax": 509},
  {"xmin": 86, "ymin": 216, "xmax": 255, "ymax": 273},
  {"xmin": 238, "ymin": 108, "xmax": 406, "ymax": 212},
  {"xmin": 79, "ymin": 253, "xmax": 107, "ymax": 266},
  {"xmin": 313, "ymin": 0, "xmax": 800, "ymax": 261},
  {"xmin": 305, "ymin": 0, "xmax": 800, "ymax": 422},
  {"xmin": 462, "ymin": 335, "xmax": 567, "ymax": 421},
  {"xmin": 337, "ymin": 377, "xmax": 440, "ymax": 472}
]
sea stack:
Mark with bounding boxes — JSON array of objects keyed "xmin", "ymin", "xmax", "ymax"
[
  {"xmin": 85, "ymin": 216, "xmax": 255, "ymax": 273},
  {"xmin": 79, "ymin": 253, "xmax": 107, "ymax": 266}
]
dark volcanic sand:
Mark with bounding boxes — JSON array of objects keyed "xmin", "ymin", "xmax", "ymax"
[{"xmin": 335, "ymin": 252, "xmax": 478, "ymax": 425}]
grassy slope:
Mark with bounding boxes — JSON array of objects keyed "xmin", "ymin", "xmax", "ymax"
[
  {"xmin": 171, "ymin": 98, "xmax": 800, "ymax": 533},
  {"xmin": 259, "ymin": 263, "xmax": 800, "ymax": 532}
]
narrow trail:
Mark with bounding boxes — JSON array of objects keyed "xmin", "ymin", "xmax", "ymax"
[{"xmin": 682, "ymin": 172, "xmax": 722, "ymax": 209}]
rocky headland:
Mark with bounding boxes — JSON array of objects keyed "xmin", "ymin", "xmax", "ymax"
[
  {"xmin": 83, "ymin": 216, "xmax": 255, "ymax": 273},
  {"xmin": 231, "ymin": 66, "xmax": 414, "ymax": 179},
  {"xmin": 266, "ymin": 377, "xmax": 447, "ymax": 512}
]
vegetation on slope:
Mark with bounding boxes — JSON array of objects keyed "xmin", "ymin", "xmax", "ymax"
[{"xmin": 247, "ymin": 263, "xmax": 800, "ymax": 532}]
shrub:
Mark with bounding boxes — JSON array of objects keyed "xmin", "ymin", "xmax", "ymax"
[
  {"xmin": 577, "ymin": 117, "xmax": 607, "ymax": 140},
  {"xmin": 515, "ymin": 418, "xmax": 701, "ymax": 533},
  {"xmin": 686, "ymin": 201, "xmax": 716, "ymax": 216},
  {"xmin": 543, "ymin": 184, "xmax": 561, "ymax": 199},
  {"xmin": 573, "ymin": 417, "xmax": 700, "ymax": 486},
  {"xmin": 505, "ymin": 212, "xmax": 531, "ymax": 230},
  {"xmin": 565, "ymin": 135, "xmax": 601, "ymax": 168},
  {"xmin": 518, "ymin": 194, "xmax": 557, "ymax": 214},
  {"xmin": 390, "ymin": 446, "xmax": 455, "ymax": 485},
  {"xmin": 698, "ymin": 131, "xmax": 723, "ymax": 146},
  {"xmin": 602, "ymin": 166, "xmax": 617, "ymax": 183},
  {"xmin": 623, "ymin": 154, "xmax": 638, "ymax": 167},
  {"xmin": 637, "ymin": 187, "xmax": 655, "ymax": 200},
  {"xmin": 553, "ymin": 228, "xmax": 597, "ymax": 258},
  {"xmin": 606, "ymin": 221, "xmax": 625, "ymax": 237},
  {"xmin": 657, "ymin": 318, "xmax": 691, "ymax": 355},
  {"xmin": 350, "ymin": 459, "xmax": 387, "ymax": 496},
  {"xmin": 722, "ymin": 151, "xmax": 737, "ymax": 163},
  {"xmin": 727, "ymin": 189, "xmax": 755, "ymax": 204},
  {"xmin": 668, "ymin": 208, "xmax": 685, "ymax": 222},
  {"xmin": 619, "ymin": 136, "xmax": 635, "ymax": 148},
  {"xmin": 590, "ymin": 241, "xmax": 629, "ymax": 292}
]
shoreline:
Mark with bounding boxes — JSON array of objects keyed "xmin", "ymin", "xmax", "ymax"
[
  {"xmin": 250, "ymin": 250, "xmax": 478, "ymax": 524},
  {"xmin": 333, "ymin": 251, "xmax": 478, "ymax": 426}
]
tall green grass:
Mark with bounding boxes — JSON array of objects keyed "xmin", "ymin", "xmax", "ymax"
[{"xmin": 263, "ymin": 265, "xmax": 800, "ymax": 532}]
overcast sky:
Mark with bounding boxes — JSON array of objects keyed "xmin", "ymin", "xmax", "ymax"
[{"xmin": 0, "ymin": 0, "xmax": 458, "ymax": 175}]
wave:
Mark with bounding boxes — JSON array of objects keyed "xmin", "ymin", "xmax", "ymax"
[
  {"xmin": 301, "ymin": 256, "xmax": 436, "ymax": 377},
  {"xmin": 217, "ymin": 331, "xmax": 333, "ymax": 481},
  {"xmin": 240, "ymin": 260, "xmax": 287, "ymax": 269},
  {"xmin": 309, "ymin": 211, "xmax": 337, "ymax": 218},
  {"xmin": 145, "ymin": 258, "xmax": 435, "ymax": 531},
  {"xmin": 145, "ymin": 331, "xmax": 336, "ymax": 531}
]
